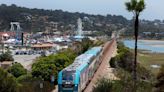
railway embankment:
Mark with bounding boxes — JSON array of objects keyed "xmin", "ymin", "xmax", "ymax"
[{"xmin": 84, "ymin": 39, "xmax": 118, "ymax": 92}]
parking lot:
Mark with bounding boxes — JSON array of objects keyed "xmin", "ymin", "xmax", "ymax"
[
  {"xmin": 12, "ymin": 50, "xmax": 56, "ymax": 71},
  {"xmin": 13, "ymin": 54, "xmax": 40, "ymax": 71}
]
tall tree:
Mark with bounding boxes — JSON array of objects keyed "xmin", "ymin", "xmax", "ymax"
[{"xmin": 125, "ymin": 0, "xmax": 145, "ymax": 89}]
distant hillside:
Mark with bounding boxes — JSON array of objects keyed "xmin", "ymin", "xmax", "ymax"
[
  {"xmin": 0, "ymin": 4, "xmax": 164, "ymax": 38},
  {"xmin": 0, "ymin": 4, "xmax": 129, "ymax": 35}
]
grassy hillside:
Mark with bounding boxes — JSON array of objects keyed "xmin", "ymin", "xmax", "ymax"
[{"xmin": 138, "ymin": 52, "xmax": 164, "ymax": 75}]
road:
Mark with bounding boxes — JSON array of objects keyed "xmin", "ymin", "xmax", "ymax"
[{"xmin": 84, "ymin": 39, "xmax": 117, "ymax": 92}]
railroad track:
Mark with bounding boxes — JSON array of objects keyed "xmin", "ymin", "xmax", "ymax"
[{"xmin": 84, "ymin": 39, "xmax": 117, "ymax": 92}]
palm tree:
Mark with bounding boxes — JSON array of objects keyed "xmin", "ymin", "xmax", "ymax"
[{"xmin": 125, "ymin": 0, "xmax": 145, "ymax": 81}]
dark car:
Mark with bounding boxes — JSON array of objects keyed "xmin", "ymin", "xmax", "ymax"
[
  {"xmin": 24, "ymin": 51, "xmax": 28, "ymax": 55},
  {"xmin": 15, "ymin": 51, "xmax": 20, "ymax": 55}
]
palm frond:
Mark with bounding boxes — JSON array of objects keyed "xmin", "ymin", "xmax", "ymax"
[
  {"xmin": 131, "ymin": 0, "xmax": 137, "ymax": 9},
  {"xmin": 125, "ymin": 0, "xmax": 145, "ymax": 13},
  {"xmin": 125, "ymin": 2, "xmax": 133, "ymax": 12},
  {"xmin": 136, "ymin": 0, "xmax": 146, "ymax": 12}
]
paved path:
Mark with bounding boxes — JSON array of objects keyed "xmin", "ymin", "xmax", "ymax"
[{"xmin": 84, "ymin": 39, "xmax": 117, "ymax": 92}]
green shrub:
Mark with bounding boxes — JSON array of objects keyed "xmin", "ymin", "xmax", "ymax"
[
  {"xmin": 32, "ymin": 49, "xmax": 77, "ymax": 83},
  {"xmin": 110, "ymin": 42, "xmax": 154, "ymax": 92},
  {"xmin": 0, "ymin": 68, "xmax": 19, "ymax": 92},
  {"xmin": 155, "ymin": 65, "xmax": 164, "ymax": 92},
  {"xmin": 92, "ymin": 78, "xmax": 113, "ymax": 92},
  {"xmin": 32, "ymin": 63, "xmax": 57, "ymax": 82},
  {"xmin": 110, "ymin": 57, "xmax": 116, "ymax": 68},
  {"xmin": 17, "ymin": 73, "xmax": 33, "ymax": 82},
  {"xmin": 8, "ymin": 63, "xmax": 27, "ymax": 78},
  {"xmin": 0, "ymin": 51, "xmax": 14, "ymax": 62}
]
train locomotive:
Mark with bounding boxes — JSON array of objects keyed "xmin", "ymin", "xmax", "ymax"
[{"xmin": 58, "ymin": 47, "xmax": 103, "ymax": 92}]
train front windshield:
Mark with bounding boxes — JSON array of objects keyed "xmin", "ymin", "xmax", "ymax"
[
  {"xmin": 62, "ymin": 71, "xmax": 76, "ymax": 89},
  {"xmin": 62, "ymin": 71, "xmax": 75, "ymax": 81}
]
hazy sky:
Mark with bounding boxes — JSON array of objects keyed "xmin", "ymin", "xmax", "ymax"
[{"xmin": 0, "ymin": 0, "xmax": 164, "ymax": 20}]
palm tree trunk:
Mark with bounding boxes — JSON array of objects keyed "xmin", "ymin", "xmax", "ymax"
[
  {"xmin": 133, "ymin": 14, "xmax": 139, "ymax": 91},
  {"xmin": 134, "ymin": 14, "xmax": 139, "ymax": 80},
  {"xmin": 133, "ymin": 14, "xmax": 139, "ymax": 80}
]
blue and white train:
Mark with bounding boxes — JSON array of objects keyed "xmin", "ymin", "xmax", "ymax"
[{"xmin": 58, "ymin": 47, "xmax": 103, "ymax": 92}]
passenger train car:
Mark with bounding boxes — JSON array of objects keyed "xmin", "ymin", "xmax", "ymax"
[{"xmin": 58, "ymin": 46, "xmax": 103, "ymax": 92}]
